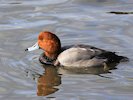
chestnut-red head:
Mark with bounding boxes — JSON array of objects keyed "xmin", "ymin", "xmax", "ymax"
[
  {"xmin": 38, "ymin": 31, "xmax": 61, "ymax": 59},
  {"xmin": 26, "ymin": 31, "xmax": 61, "ymax": 59}
]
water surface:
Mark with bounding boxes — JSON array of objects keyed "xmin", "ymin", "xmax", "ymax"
[{"xmin": 0, "ymin": 0, "xmax": 133, "ymax": 100}]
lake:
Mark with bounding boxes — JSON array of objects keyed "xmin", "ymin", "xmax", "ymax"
[{"xmin": 0, "ymin": 0, "xmax": 133, "ymax": 100}]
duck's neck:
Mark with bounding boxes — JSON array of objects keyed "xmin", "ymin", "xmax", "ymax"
[{"xmin": 44, "ymin": 50, "xmax": 61, "ymax": 60}]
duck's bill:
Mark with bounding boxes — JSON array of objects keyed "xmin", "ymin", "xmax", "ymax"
[{"xmin": 25, "ymin": 42, "xmax": 39, "ymax": 51}]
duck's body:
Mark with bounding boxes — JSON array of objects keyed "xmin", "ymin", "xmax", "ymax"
[
  {"xmin": 39, "ymin": 44, "xmax": 127, "ymax": 67},
  {"xmin": 26, "ymin": 31, "xmax": 128, "ymax": 68}
]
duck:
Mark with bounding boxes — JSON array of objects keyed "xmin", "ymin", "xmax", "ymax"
[{"xmin": 25, "ymin": 31, "xmax": 128, "ymax": 68}]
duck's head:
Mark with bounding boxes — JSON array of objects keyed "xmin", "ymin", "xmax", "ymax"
[{"xmin": 26, "ymin": 31, "xmax": 61, "ymax": 59}]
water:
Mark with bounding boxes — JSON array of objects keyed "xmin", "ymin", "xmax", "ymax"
[{"xmin": 0, "ymin": 0, "xmax": 133, "ymax": 99}]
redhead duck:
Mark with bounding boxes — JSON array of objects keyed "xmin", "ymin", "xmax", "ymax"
[{"xmin": 26, "ymin": 31, "xmax": 128, "ymax": 68}]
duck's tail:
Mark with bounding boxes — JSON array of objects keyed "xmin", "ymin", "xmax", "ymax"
[
  {"xmin": 97, "ymin": 52, "xmax": 129, "ymax": 63},
  {"xmin": 116, "ymin": 55, "xmax": 129, "ymax": 62}
]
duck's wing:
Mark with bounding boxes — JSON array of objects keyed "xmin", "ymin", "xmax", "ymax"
[
  {"xmin": 57, "ymin": 44, "xmax": 108, "ymax": 67},
  {"xmin": 56, "ymin": 44, "xmax": 128, "ymax": 67},
  {"xmin": 61, "ymin": 44, "xmax": 107, "ymax": 58}
]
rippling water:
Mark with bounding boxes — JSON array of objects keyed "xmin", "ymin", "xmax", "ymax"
[{"xmin": 0, "ymin": 0, "xmax": 133, "ymax": 100}]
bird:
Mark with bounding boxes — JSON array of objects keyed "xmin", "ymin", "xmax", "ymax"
[{"xmin": 25, "ymin": 31, "xmax": 129, "ymax": 68}]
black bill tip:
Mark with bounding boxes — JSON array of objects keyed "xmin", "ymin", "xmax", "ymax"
[{"xmin": 25, "ymin": 48, "xmax": 28, "ymax": 51}]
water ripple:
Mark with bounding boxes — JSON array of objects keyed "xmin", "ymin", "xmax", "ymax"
[{"xmin": 0, "ymin": 0, "xmax": 133, "ymax": 99}]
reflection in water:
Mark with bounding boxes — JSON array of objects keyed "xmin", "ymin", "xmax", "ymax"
[
  {"xmin": 36, "ymin": 62, "xmax": 119, "ymax": 96},
  {"xmin": 58, "ymin": 62, "xmax": 118, "ymax": 75},
  {"xmin": 37, "ymin": 66, "xmax": 61, "ymax": 96}
]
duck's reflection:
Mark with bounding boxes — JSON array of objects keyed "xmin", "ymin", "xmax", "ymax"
[
  {"xmin": 37, "ymin": 66, "xmax": 61, "ymax": 96},
  {"xmin": 36, "ymin": 62, "xmax": 118, "ymax": 96}
]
